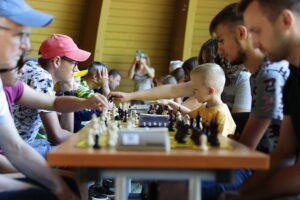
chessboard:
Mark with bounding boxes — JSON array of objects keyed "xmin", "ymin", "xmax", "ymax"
[{"xmin": 75, "ymin": 102, "xmax": 233, "ymax": 151}]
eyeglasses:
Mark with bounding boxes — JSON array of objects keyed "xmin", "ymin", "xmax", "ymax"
[
  {"xmin": 61, "ymin": 56, "xmax": 78, "ymax": 70},
  {"xmin": 0, "ymin": 25, "xmax": 30, "ymax": 44}
]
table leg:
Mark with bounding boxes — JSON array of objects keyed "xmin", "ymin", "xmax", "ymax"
[
  {"xmin": 115, "ymin": 175, "xmax": 128, "ymax": 200},
  {"xmin": 189, "ymin": 176, "xmax": 201, "ymax": 200}
]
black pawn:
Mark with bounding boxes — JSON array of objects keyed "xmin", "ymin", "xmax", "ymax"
[
  {"xmin": 190, "ymin": 126, "xmax": 201, "ymax": 146},
  {"xmin": 175, "ymin": 120, "xmax": 186, "ymax": 143},
  {"xmin": 168, "ymin": 112, "xmax": 175, "ymax": 132},
  {"xmin": 93, "ymin": 134, "xmax": 101, "ymax": 149},
  {"xmin": 208, "ymin": 120, "xmax": 220, "ymax": 147},
  {"xmin": 123, "ymin": 110, "xmax": 127, "ymax": 123}
]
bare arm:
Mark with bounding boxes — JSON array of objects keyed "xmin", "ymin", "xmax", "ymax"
[
  {"xmin": 143, "ymin": 63, "xmax": 155, "ymax": 79},
  {"xmin": 58, "ymin": 112, "xmax": 74, "ymax": 133},
  {"xmin": 16, "ymin": 84, "xmax": 109, "ymax": 112},
  {"xmin": 236, "ymin": 116, "xmax": 298, "ymax": 199},
  {"xmin": 128, "ymin": 61, "xmax": 136, "ymax": 79},
  {"xmin": 40, "ymin": 112, "xmax": 73, "ymax": 145},
  {"xmin": 110, "ymin": 82, "xmax": 193, "ymax": 102},
  {"xmin": 0, "ymin": 117, "xmax": 79, "ymax": 200},
  {"xmin": 238, "ymin": 116, "xmax": 271, "ymax": 149}
]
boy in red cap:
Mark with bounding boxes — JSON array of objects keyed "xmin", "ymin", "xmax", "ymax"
[{"xmin": 12, "ymin": 34, "xmax": 108, "ymax": 157}]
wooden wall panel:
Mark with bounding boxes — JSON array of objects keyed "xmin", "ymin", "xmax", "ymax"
[
  {"xmin": 190, "ymin": 0, "xmax": 237, "ymax": 58},
  {"xmin": 98, "ymin": 0, "xmax": 177, "ymax": 92},
  {"xmin": 26, "ymin": 0, "xmax": 87, "ymax": 59}
]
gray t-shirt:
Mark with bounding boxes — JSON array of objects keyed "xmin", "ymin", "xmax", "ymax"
[
  {"xmin": 251, "ymin": 59, "xmax": 290, "ymax": 153},
  {"xmin": 133, "ymin": 74, "xmax": 152, "ymax": 91},
  {"xmin": 222, "ymin": 70, "xmax": 251, "ymax": 111}
]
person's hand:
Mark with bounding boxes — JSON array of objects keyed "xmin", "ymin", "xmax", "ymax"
[
  {"xmin": 109, "ymin": 92, "xmax": 131, "ymax": 102},
  {"xmin": 98, "ymin": 68, "xmax": 109, "ymax": 86},
  {"xmin": 149, "ymin": 99, "xmax": 170, "ymax": 106},
  {"xmin": 218, "ymin": 190, "xmax": 241, "ymax": 200},
  {"xmin": 85, "ymin": 93, "xmax": 110, "ymax": 110}
]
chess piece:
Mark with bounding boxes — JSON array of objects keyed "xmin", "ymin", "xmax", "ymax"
[
  {"xmin": 123, "ymin": 110, "xmax": 128, "ymax": 123},
  {"xmin": 209, "ymin": 119, "xmax": 220, "ymax": 147},
  {"xmin": 168, "ymin": 112, "xmax": 175, "ymax": 131},
  {"xmin": 107, "ymin": 123, "xmax": 119, "ymax": 147},
  {"xmin": 93, "ymin": 134, "xmax": 101, "ymax": 149},
  {"xmin": 162, "ymin": 105, "xmax": 169, "ymax": 115},
  {"xmin": 175, "ymin": 119, "xmax": 189, "ymax": 143},
  {"xmin": 200, "ymin": 134, "xmax": 208, "ymax": 151},
  {"xmin": 190, "ymin": 126, "xmax": 201, "ymax": 146},
  {"xmin": 87, "ymin": 129, "xmax": 95, "ymax": 146},
  {"xmin": 189, "ymin": 118, "xmax": 194, "ymax": 129}
]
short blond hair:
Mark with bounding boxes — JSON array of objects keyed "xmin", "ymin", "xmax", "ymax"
[{"xmin": 190, "ymin": 63, "xmax": 225, "ymax": 94}]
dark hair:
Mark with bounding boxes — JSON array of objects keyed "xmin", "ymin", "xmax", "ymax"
[
  {"xmin": 209, "ymin": 3, "xmax": 243, "ymax": 35},
  {"xmin": 38, "ymin": 57, "xmax": 52, "ymax": 69},
  {"xmin": 87, "ymin": 61, "xmax": 108, "ymax": 76},
  {"xmin": 182, "ymin": 57, "xmax": 199, "ymax": 74},
  {"xmin": 199, "ymin": 38, "xmax": 247, "ymax": 86},
  {"xmin": 170, "ymin": 67, "xmax": 185, "ymax": 82},
  {"xmin": 198, "ymin": 39, "xmax": 218, "ymax": 64},
  {"xmin": 159, "ymin": 75, "xmax": 177, "ymax": 85},
  {"xmin": 238, "ymin": 0, "xmax": 300, "ymax": 21},
  {"xmin": 109, "ymin": 69, "xmax": 121, "ymax": 78}
]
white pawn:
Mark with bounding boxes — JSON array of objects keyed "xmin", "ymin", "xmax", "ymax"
[
  {"xmin": 200, "ymin": 134, "xmax": 208, "ymax": 151},
  {"xmin": 87, "ymin": 129, "xmax": 95, "ymax": 146},
  {"xmin": 127, "ymin": 120, "xmax": 135, "ymax": 129},
  {"xmin": 108, "ymin": 123, "xmax": 119, "ymax": 147},
  {"xmin": 176, "ymin": 111, "xmax": 182, "ymax": 121}
]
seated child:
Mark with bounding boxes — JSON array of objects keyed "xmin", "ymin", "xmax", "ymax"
[{"xmin": 184, "ymin": 63, "xmax": 236, "ymax": 137}]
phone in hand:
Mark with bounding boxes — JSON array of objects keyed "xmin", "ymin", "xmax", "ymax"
[{"xmin": 136, "ymin": 50, "xmax": 143, "ymax": 58}]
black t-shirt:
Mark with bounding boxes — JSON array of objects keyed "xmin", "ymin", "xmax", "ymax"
[{"xmin": 283, "ymin": 64, "xmax": 300, "ymax": 137}]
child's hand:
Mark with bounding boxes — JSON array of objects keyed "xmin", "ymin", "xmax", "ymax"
[{"xmin": 149, "ymin": 99, "xmax": 170, "ymax": 106}]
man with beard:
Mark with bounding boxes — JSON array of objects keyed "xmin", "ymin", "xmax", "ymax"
[
  {"xmin": 219, "ymin": 0, "xmax": 300, "ymax": 199},
  {"xmin": 199, "ymin": 3, "xmax": 289, "ymax": 200}
]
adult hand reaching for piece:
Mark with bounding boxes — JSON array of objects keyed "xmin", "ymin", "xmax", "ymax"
[{"xmin": 109, "ymin": 92, "xmax": 132, "ymax": 102}]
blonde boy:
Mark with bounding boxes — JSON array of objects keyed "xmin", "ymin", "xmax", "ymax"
[{"xmin": 188, "ymin": 63, "xmax": 236, "ymax": 137}]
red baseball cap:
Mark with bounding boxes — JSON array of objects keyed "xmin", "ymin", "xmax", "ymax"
[{"xmin": 39, "ymin": 34, "xmax": 91, "ymax": 62}]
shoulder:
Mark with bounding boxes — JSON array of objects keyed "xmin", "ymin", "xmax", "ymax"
[
  {"xmin": 21, "ymin": 61, "xmax": 52, "ymax": 83},
  {"xmin": 261, "ymin": 60, "xmax": 290, "ymax": 79}
]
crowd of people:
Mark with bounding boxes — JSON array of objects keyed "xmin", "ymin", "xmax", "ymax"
[{"xmin": 1, "ymin": 0, "xmax": 300, "ymax": 199}]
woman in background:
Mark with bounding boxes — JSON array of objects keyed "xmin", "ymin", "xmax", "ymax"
[
  {"xmin": 128, "ymin": 50, "xmax": 155, "ymax": 92},
  {"xmin": 128, "ymin": 50, "xmax": 155, "ymax": 104}
]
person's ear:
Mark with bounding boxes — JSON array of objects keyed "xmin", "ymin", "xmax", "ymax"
[
  {"xmin": 236, "ymin": 25, "xmax": 248, "ymax": 41},
  {"xmin": 208, "ymin": 87, "xmax": 215, "ymax": 95},
  {"xmin": 52, "ymin": 56, "xmax": 61, "ymax": 69},
  {"xmin": 280, "ymin": 9, "xmax": 293, "ymax": 30}
]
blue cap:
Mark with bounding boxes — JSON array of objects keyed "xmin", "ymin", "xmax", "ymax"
[{"xmin": 0, "ymin": 0, "xmax": 53, "ymax": 27}]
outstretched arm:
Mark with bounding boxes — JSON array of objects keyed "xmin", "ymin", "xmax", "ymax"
[
  {"xmin": 16, "ymin": 84, "xmax": 109, "ymax": 112},
  {"xmin": 110, "ymin": 81, "xmax": 193, "ymax": 102}
]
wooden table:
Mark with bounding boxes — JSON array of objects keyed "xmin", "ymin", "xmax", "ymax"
[{"xmin": 48, "ymin": 123, "xmax": 269, "ymax": 200}]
